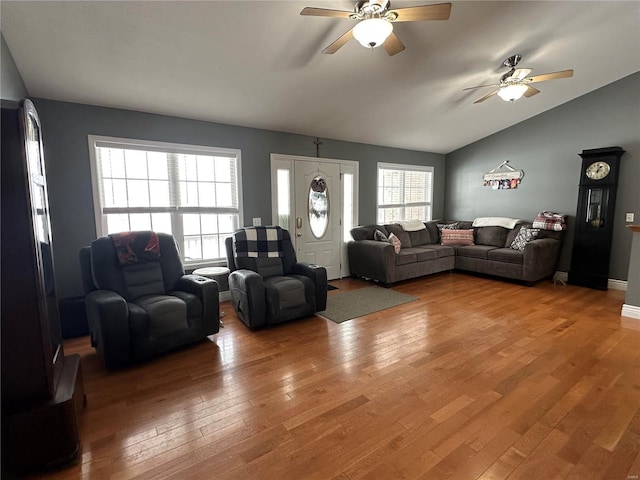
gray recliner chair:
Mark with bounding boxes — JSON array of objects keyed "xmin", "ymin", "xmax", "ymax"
[
  {"xmin": 225, "ymin": 227, "xmax": 327, "ymax": 329},
  {"xmin": 79, "ymin": 231, "xmax": 219, "ymax": 368}
]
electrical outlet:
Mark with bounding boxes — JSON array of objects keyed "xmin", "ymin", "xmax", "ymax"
[
  {"xmin": 625, "ymin": 213, "xmax": 635, "ymax": 223},
  {"xmin": 252, "ymin": 217, "xmax": 261, "ymax": 226}
]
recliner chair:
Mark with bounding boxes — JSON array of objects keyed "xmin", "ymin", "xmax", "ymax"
[
  {"xmin": 80, "ymin": 231, "xmax": 219, "ymax": 368},
  {"xmin": 225, "ymin": 226, "xmax": 327, "ymax": 328}
]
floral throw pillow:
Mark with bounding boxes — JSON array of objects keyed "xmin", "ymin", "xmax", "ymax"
[
  {"xmin": 374, "ymin": 229, "xmax": 389, "ymax": 242},
  {"xmin": 388, "ymin": 232, "xmax": 401, "ymax": 253},
  {"xmin": 440, "ymin": 229, "xmax": 474, "ymax": 246},
  {"xmin": 510, "ymin": 226, "xmax": 540, "ymax": 251}
]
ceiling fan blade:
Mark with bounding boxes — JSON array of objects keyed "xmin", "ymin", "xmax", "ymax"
[
  {"xmin": 463, "ymin": 83, "xmax": 499, "ymax": 91},
  {"xmin": 523, "ymin": 86, "xmax": 540, "ymax": 98},
  {"xmin": 527, "ymin": 69, "xmax": 574, "ymax": 83},
  {"xmin": 388, "ymin": 3, "xmax": 452, "ymax": 22},
  {"xmin": 474, "ymin": 89, "xmax": 499, "ymax": 104},
  {"xmin": 321, "ymin": 28, "xmax": 354, "ymax": 54},
  {"xmin": 300, "ymin": 7, "xmax": 353, "ymax": 18},
  {"xmin": 512, "ymin": 68, "xmax": 532, "ymax": 80},
  {"xmin": 383, "ymin": 32, "xmax": 406, "ymax": 56}
]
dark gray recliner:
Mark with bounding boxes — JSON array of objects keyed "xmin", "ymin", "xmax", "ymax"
[
  {"xmin": 225, "ymin": 227, "xmax": 327, "ymax": 329},
  {"xmin": 79, "ymin": 231, "xmax": 219, "ymax": 368}
]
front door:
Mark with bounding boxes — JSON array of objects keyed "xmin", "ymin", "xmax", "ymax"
[{"xmin": 293, "ymin": 161, "xmax": 342, "ymax": 280}]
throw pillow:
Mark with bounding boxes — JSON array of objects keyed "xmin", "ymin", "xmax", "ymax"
[
  {"xmin": 374, "ymin": 229, "xmax": 389, "ymax": 242},
  {"xmin": 388, "ymin": 232, "xmax": 401, "ymax": 253},
  {"xmin": 440, "ymin": 229, "xmax": 474, "ymax": 246},
  {"xmin": 510, "ymin": 226, "xmax": 540, "ymax": 251},
  {"xmin": 437, "ymin": 222, "xmax": 459, "ymax": 232},
  {"xmin": 436, "ymin": 222, "xmax": 459, "ymax": 242}
]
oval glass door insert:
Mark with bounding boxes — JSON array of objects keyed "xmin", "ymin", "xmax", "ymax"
[{"xmin": 309, "ymin": 175, "xmax": 329, "ymax": 239}]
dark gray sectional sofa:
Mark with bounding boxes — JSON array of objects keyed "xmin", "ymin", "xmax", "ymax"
[{"xmin": 348, "ymin": 220, "xmax": 565, "ymax": 286}]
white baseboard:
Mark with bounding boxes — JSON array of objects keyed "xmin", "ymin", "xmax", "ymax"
[
  {"xmin": 608, "ymin": 279, "xmax": 628, "ymax": 291},
  {"xmin": 220, "ymin": 291, "xmax": 231, "ymax": 302},
  {"xmin": 554, "ymin": 271, "xmax": 627, "ymax": 291},
  {"xmin": 621, "ymin": 304, "xmax": 640, "ymax": 320}
]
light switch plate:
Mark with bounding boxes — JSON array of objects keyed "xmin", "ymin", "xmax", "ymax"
[
  {"xmin": 252, "ymin": 217, "xmax": 261, "ymax": 226},
  {"xmin": 626, "ymin": 213, "xmax": 634, "ymax": 223}
]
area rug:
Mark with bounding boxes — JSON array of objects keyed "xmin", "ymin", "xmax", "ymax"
[{"xmin": 318, "ymin": 286, "xmax": 416, "ymax": 324}]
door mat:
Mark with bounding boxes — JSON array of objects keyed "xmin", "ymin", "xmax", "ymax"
[{"xmin": 318, "ymin": 286, "xmax": 416, "ymax": 324}]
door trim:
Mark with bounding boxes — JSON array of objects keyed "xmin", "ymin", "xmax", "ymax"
[{"xmin": 270, "ymin": 153, "xmax": 359, "ymax": 278}]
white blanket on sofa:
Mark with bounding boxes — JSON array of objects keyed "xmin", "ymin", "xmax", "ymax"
[
  {"xmin": 398, "ymin": 219, "xmax": 427, "ymax": 231},
  {"xmin": 472, "ymin": 217, "xmax": 521, "ymax": 229}
]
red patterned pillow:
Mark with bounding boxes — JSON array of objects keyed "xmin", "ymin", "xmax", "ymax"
[
  {"xmin": 388, "ymin": 232, "xmax": 401, "ymax": 253},
  {"xmin": 440, "ymin": 229, "xmax": 474, "ymax": 246}
]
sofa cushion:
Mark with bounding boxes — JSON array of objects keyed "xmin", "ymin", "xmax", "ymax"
[
  {"xmin": 504, "ymin": 222, "xmax": 530, "ymax": 247},
  {"xmin": 441, "ymin": 229, "xmax": 474, "ymax": 246},
  {"xmin": 395, "ymin": 250, "xmax": 417, "ymax": 266},
  {"xmin": 351, "ymin": 225, "xmax": 388, "ymax": 241},
  {"xmin": 488, "ymin": 248, "xmax": 524, "ymax": 265},
  {"xmin": 424, "ymin": 221, "xmax": 440, "ymax": 244},
  {"xmin": 408, "ymin": 228, "xmax": 432, "ymax": 247},
  {"xmin": 385, "ymin": 224, "xmax": 411, "ymax": 248},
  {"xmin": 455, "ymin": 245, "xmax": 497, "ymax": 260},
  {"xmin": 475, "ymin": 226, "xmax": 509, "ymax": 247},
  {"xmin": 404, "ymin": 247, "xmax": 439, "ymax": 262},
  {"xmin": 423, "ymin": 245, "xmax": 456, "ymax": 258}
]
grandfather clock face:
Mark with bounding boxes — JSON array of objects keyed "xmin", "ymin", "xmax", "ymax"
[{"xmin": 568, "ymin": 147, "xmax": 624, "ymax": 290}]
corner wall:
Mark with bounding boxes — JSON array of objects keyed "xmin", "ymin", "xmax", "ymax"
[
  {"xmin": 1, "ymin": 33, "xmax": 28, "ymax": 102},
  {"xmin": 32, "ymin": 99, "xmax": 445, "ymax": 298},
  {"xmin": 445, "ymin": 72, "xmax": 640, "ymax": 280}
]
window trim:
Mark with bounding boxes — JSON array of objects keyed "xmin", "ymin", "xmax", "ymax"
[
  {"xmin": 88, "ymin": 135, "xmax": 243, "ymax": 266},
  {"xmin": 376, "ymin": 162, "xmax": 434, "ymax": 223}
]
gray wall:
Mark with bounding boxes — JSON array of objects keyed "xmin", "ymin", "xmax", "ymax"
[
  {"xmin": 32, "ymin": 99, "xmax": 445, "ymax": 299},
  {"xmin": 1, "ymin": 33, "xmax": 28, "ymax": 102},
  {"xmin": 445, "ymin": 72, "xmax": 640, "ymax": 280},
  {"xmin": 627, "ymin": 229, "xmax": 640, "ymax": 307}
]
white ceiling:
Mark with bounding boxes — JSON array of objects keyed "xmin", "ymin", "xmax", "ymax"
[{"xmin": 2, "ymin": 1, "xmax": 639, "ymax": 154}]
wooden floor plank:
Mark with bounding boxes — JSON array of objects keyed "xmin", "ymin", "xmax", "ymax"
[{"xmin": 29, "ymin": 273, "xmax": 640, "ymax": 480}]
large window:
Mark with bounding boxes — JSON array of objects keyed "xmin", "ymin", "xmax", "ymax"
[
  {"xmin": 89, "ymin": 135, "xmax": 242, "ymax": 265},
  {"xmin": 377, "ymin": 163, "xmax": 433, "ymax": 223}
]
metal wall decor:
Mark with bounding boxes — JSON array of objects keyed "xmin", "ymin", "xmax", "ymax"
[{"xmin": 482, "ymin": 160, "xmax": 524, "ymax": 190}]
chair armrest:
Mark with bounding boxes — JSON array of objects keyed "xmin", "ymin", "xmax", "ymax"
[
  {"xmin": 85, "ymin": 289, "xmax": 130, "ymax": 368},
  {"xmin": 176, "ymin": 274, "xmax": 220, "ymax": 336},
  {"xmin": 293, "ymin": 262, "xmax": 328, "ymax": 311},
  {"xmin": 229, "ymin": 269, "xmax": 267, "ymax": 328},
  {"xmin": 347, "ymin": 240, "xmax": 396, "ymax": 284},
  {"xmin": 523, "ymin": 238, "xmax": 561, "ymax": 281}
]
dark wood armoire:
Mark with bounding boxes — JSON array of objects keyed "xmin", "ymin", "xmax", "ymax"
[{"xmin": 1, "ymin": 99, "xmax": 85, "ymax": 476}]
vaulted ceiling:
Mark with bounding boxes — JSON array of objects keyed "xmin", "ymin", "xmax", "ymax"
[{"xmin": 2, "ymin": 1, "xmax": 639, "ymax": 154}]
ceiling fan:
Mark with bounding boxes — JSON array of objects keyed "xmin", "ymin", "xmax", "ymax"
[
  {"xmin": 464, "ymin": 54, "xmax": 574, "ymax": 104},
  {"xmin": 300, "ymin": 1, "xmax": 451, "ymax": 56}
]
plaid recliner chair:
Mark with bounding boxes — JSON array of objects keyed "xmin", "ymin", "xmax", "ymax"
[{"xmin": 224, "ymin": 226, "xmax": 327, "ymax": 328}]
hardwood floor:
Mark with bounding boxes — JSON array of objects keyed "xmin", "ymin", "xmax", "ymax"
[{"xmin": 36, "ymin": 273, "xmax": 640, "ymax": 479}]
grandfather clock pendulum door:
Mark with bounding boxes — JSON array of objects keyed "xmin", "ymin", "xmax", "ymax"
[{"xmin": 568, "ymin": 146, "xmax": 624, "ymax": 290}]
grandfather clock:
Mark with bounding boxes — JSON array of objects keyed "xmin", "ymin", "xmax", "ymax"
[{"xmin": 568, "ymin": 146, "xmax": 624, "ymax": 290}]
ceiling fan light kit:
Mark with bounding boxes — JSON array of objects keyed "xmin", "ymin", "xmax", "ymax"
[
  {"xmin": 352, "ymin": 17, "xmax": 393, "ymax": 48},
  {"xmin": 301, "ymin": 1, "xmax": 451, "ymax": 56},
  {"xmin": 464, "ymin": 54, "xmax": 574, "ymax": 104},
  {"xmin": 497, "ymin": 83, "xmax": 529, "ymax": 102}
]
